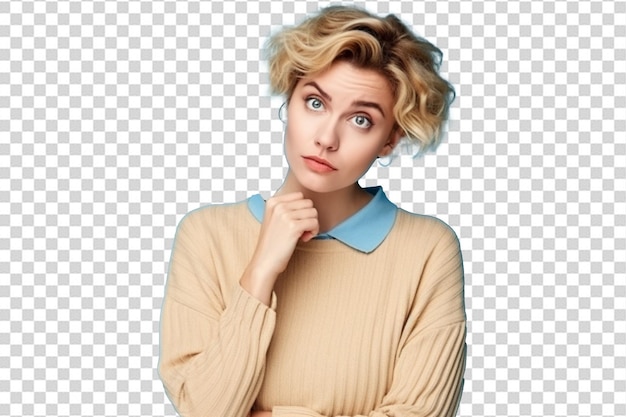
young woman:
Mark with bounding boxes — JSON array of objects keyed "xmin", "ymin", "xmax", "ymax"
[{"xmin": 159, "ymin": 6, "xmax": 466, "ymax": 417}]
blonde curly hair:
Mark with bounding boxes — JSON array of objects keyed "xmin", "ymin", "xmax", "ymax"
[{"xmin": 265, "ymin": 5, "xmax": 455, "ymax": 154}]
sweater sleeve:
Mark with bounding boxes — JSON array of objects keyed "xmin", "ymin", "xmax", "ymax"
[
  {"xmin": 158, "ymin": 210, "xmax": 277, "ymax": 417},
  {"xmin": 271, "ymin": 221, "xmax": 466, "ymax": 417}
]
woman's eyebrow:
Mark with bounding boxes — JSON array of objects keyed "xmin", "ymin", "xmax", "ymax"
[
  {"xmin": 352, "ymin": 100, "xmax": 385, "ymax": 117},
  {"xmin": 304, "ymin": 81, "xmax": 332, "ymax": 102},
  {"xmin": 304, "ymin": 81, "xmax": 386, "ymax": 117}
]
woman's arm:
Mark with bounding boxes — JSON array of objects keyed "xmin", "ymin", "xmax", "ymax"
[
  {"xmin": 240, "ymin": 192, "xmax": 319, "ymax": 306},
  {"xmin": 158, "ymin": 210, "xmax": 277, "ymax": 417},
  {"xmin": 159, "ymin": 193, "xmax": 319, "ymax": 417}
]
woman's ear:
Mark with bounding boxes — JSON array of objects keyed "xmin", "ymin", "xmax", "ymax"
[{"xmin": 378, "ymin": 127, "xmax": 404, "ymax": 157}]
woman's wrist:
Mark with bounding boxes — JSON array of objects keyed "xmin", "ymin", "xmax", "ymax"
[{"xmin": 239, "ymin": 264, "xmax": 278, "ymax": 306}]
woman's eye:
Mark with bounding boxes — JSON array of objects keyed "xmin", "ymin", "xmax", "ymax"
[
  {"xmin": 306, "ymin": 97, "xmax": 324, "ymax": 111},
  {"xmin": 352, "ymin": 115, "xmax": 372, "ymax": 129}
]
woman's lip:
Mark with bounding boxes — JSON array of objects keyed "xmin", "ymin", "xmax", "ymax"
[
  {"xmin": 302, "ymin": 156, "xmax": 337, "ymax": 173},
  {"xmin": 303, "ymin": 156, "xmax": 337, "ymax": 170}
]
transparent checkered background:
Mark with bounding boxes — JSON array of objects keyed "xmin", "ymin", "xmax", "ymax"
[{"xmin": 1, "ymin": 0, "xmax": 624, "ymax": 416}]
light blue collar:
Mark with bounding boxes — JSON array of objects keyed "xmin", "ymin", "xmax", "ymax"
[{"xmin": 247, "ymin": 186, "xmax": 397, "ymax": 253}]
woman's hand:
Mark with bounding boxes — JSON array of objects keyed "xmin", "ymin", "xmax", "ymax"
[
  {"xmin": 240, "ymin": 192, "xmax": 319, "ymax": 305},
  {"xmin": 252, "ymin": 192, "xmax": 319, "ymax": 275},
  {"xmin": 249, "ymin": 412, "xmax": 272, "ymax": 417}
]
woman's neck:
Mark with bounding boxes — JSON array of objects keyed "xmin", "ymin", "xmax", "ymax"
[{"xmin": 274, "ymin": 174, "xmax": 373, "ymax": 233}]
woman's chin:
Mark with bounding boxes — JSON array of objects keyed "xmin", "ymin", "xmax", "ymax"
[{"xmin": 291, "ymin": 176, "xmax": 356, "ymax": 195}]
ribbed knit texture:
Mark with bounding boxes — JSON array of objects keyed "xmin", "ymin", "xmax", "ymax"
[{"xmin": 159, "ymin": 199, "xmax": 466, "ymax": 417}]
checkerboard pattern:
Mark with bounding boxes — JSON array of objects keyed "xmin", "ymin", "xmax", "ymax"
[{"xmin": 1, "ymin": 0, "xmax": 624, "ymax": 416}]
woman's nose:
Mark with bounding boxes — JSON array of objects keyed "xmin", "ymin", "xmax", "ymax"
[{"xmin": 314, "ymin": 120, "xmax": 340, "ymax": 150}]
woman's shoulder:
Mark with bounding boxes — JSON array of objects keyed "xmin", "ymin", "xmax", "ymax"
[
  {"xmin": 175, "ymin": 198, "xmax": 254, "ymax": 233},
  {"xmin": 393, "ymin": 208, "xmax": 461, "ymax": 247}
]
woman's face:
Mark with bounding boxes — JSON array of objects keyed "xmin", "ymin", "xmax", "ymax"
[{"xmin": 284, "ymin": 60, "xmax": 402, "ymax": 194}]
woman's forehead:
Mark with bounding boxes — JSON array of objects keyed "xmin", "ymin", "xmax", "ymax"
[{"xmin": 296, "ymin": 61, "xmax": 394, "ymax": 103}]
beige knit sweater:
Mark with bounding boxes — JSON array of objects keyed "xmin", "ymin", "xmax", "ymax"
[{"xmin": 159, "ymin": 198, "xmax": 466, "ymax": 417}]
